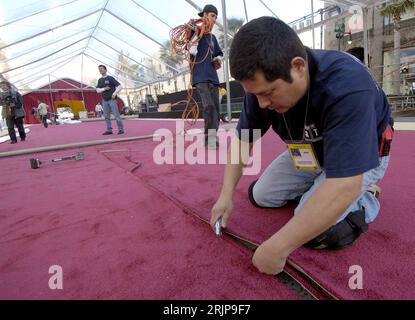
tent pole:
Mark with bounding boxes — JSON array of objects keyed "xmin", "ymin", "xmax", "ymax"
[
  {"xmin": 311, "ymin": 0, "xmax": 315, "ymax": 49},
  {"xmin": 0, "ymin": 134, "xmax": 156, "ymax": 159},
  {"xmin": 48, "ymin": 74, "xmax": 55, "ymax": 115},
  {"xmin": 221, "ymin": 0, "xmax": 232, "ymax": 122},
  {"xmin": 81, "ymin": 54, "xmax": 86, "ymax": 112},
  {"xmin": 243, "ymin": 0, "xmax": 249, "ymax": 22},
  {"xmin": 363, "ymin": 7, "xmax": 369, "ymax": 66}
]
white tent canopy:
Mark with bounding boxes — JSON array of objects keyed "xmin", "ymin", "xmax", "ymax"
[
  {"xmin": 0, "ymin": 0, "xmax": 389, "ymax": 91},
  {"xmin": 0, "ymin": 0, "xmax": 318, "ymax": 89}
]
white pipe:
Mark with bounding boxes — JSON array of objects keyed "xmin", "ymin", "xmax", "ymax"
[{"xmin": 0, "ymin": 135, "xmax": 157, "ymax": 159}]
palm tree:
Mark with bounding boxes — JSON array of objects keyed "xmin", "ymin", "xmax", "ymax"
[
  {"xmin": 219, "ymin": 18, "xmax": 244, "ymax": 49},
  {"xmin": 115, "ymin": 51, "xmax": 139, "ymax": 107},
  {"xmin": 381, "ymin": 0, "xmax": 415, "ymax": 95},
  {"xmin": 159, "ymin": 40, "xmax": 184, "ymax": 69}
]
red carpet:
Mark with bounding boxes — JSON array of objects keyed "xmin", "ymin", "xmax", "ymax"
[
  {"xmin": 2, "ymin": 120, "xmax": 413, "ymax": 299},
  {"xmin": 0, "ymin": 145, "xmax": 299, "ymax": 299},
  {"xmin": 102, "ymin": 122, "xmax": 415, "ymax": 300}
]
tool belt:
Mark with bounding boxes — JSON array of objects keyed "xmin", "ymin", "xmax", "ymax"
[
  {"xmin": 379, "ymin": 124, "xmax": 393, "ymax": 157},
  {"xmin": 304, "ymin": 208, "xmax": 368, "ymax": 250}
]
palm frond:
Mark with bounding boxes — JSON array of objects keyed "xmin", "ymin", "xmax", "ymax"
[{"xmin": 381, "ymin": 0, "xmax": 415, "ymax": 17}]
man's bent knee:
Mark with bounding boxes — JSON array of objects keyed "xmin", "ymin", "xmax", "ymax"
[{"xmin": 248, "ymin": 179, "xmax": 288, "ymax": 208}]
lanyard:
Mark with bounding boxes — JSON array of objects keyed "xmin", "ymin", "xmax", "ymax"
[{"xmin": 282, "ymin": 67, "xmax": 311, "ymax": 142}]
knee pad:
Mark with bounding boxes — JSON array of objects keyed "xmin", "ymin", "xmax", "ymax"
[{"xmin": 304, "ymin": 208, "xmax": 368, "ymax": 250}]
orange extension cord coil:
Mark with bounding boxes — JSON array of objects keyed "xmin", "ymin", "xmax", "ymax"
[{"xmin": 169, "ymin": 17, "xmax": 214, "ymax": 132}]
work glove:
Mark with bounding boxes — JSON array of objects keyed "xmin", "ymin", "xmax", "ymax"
[
  {"xmin": 212, "ymin": 56, "xmax": 222, "ymax": 70},
  {"xmin": 188, "ymin": 43, "xmax": 198, "ymax": 56}
]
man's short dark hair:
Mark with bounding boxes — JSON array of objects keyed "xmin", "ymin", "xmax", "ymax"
[
  {"xmin": 98, "ymin": 65, "xmax": 107, "ymax": 70},
  {"xmin": 230, "ymin": 17, "xmax": 307, "ymax": 83}
]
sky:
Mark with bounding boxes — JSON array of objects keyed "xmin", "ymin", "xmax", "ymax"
[{"xmin": 0, "ymin": 0, "xmax": 326, "ymax": 89}]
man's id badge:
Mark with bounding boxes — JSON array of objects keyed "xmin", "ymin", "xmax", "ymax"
[{"xmin": 287, "ymin": 143, "xmax": 320, "ymax": 170}]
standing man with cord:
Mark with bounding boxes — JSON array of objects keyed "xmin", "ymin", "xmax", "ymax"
[
  {"xmin": 96, "ymin": 65, "xmax": 125, "ymax": 135},
  {"xmin": 210, "ymin": 17, "xmax": 393, "ymax": 275},
  {"xmin": 188, "ymin": 4, "xmax": 223, "ymax": 149}
]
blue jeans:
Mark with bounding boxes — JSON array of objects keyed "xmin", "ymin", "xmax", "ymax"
[
  {"xmin": 252, "ymin": 150, "xmax": 390, "ymax": 225},
  {"xmin": 103, "ymin": 99, "xmax": 124, "ymax": 132}
]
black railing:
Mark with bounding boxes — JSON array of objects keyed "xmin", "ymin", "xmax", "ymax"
[{"xmin": 388, "ymin": 94, "xmax": 415, "ymax": 111}]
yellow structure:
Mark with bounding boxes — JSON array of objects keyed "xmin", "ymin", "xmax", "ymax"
[{"xmin": 53, "ymin": 99, "xmax": 85, "ymax": 119}]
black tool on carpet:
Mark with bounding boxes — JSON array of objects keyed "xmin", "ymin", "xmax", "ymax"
[{"xmin": 30, "ymin": 152, "xmax": 85, "ymax": 169}]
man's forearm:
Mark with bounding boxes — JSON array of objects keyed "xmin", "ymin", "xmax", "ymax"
[
  {"xmin": 268, "ymin": 175, "xmax": 363, "ymax": 254},
  {"xmin": 221, "ymin": 162, "xmax": 244, "ymax": 198},
  {"xmin": 221, "ymin": 138, "xmax": 252, "ymax": 197},
  {"xmin": 114, "ymin": 85, "xmax": 122, "ymax": 95}
]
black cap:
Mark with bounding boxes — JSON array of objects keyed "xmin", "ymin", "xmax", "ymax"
[{"xmin": 198, "ymin": 4, "xmax": 218, "ymax": 17}]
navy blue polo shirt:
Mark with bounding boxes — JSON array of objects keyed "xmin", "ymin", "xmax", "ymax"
[
  {"xmin": 236, "ymin": 49, "xmax": 392, "ymax": 178},
  {"xmin": 191, "ymin": 33, "xmax": 223, "ymax": 86},
  {"xmin": 97, "ymin": 76, "xmax": 120, "ymax": 101}
]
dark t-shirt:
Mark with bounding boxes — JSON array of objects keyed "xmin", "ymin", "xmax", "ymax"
[
  {"xmin": 236, "ymin": 49, "xmax": 392, "ymax": 178},
  {"xmin": 0, "ymin": 89, "xmax": 24, "ymax": 118},
  {"xmin": 97, "ymin": 76, "xmax": 120, "ymax": 101},
  {"xmin": 191, "ymin": 33, "xmax": 223, "ymax": 86}
]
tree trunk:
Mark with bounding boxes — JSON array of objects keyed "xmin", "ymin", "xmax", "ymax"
[
  {"xmin": 125, "ymin": 80, "xmax": 130, "ymax": 107},
  {"xmin": 392, "ymin": 15, "xmax": 401, "ymax": 95}
]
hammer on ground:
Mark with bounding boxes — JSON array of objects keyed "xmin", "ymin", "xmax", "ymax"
[{"xmin": 30, "ymin": 152, "xmax": 85, "ymax": 169}]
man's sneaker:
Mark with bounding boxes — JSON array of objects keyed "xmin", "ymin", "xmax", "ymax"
[
  {"xmin": 21, "ymin": 137, "xmax": 26, "ymax": 141},
  {"xmin": 118, "ymin": 130, "xmax": 125, "ymax": 135},
  {"xmin": 10, "ymin": 140, "xmax": 17, "ymax": 144},
  {"xmin": 367, "ymin": 184, "xmax": 381, "ymax": 199},
  {"xmin": 102, "ymin": 131, "xmax": 113, "ymax": 135}
]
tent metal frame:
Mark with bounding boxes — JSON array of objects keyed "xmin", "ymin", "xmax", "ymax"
[
  {"xmin": 97, "ymin": 26, "xmax": 182, "ymax": 73},
  {"xmin": 9, "ymin": 48, "xmax": 86, "ymax": 83},
  {"xmin": 1, "ymin": 0, "xmax": 397, "ymax": 122},
  {"xmin": 0, "ymin": 0, "xmax": 81, "ymax": 28}
]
